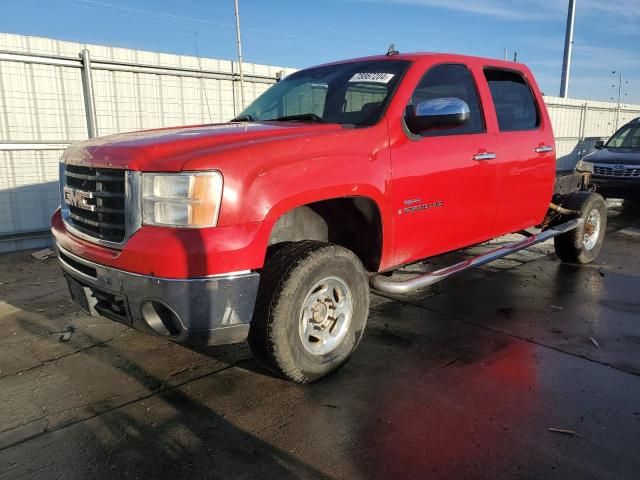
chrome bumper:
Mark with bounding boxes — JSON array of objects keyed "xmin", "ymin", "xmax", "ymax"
[{"xmin": 57, "ymin": 245, "xmax": 260, "ymax": 346}]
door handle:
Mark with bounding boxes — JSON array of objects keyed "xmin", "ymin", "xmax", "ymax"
[
  {"xmin": 534, "ymin": 145, "xmax": 554, "ymax": 153},
  {"xmin": 473, "ymin": 152, "xmax": 497, "ymax": 161}
]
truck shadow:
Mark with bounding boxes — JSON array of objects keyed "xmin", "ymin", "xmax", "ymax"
[
  {"xmin": 2, "ymin": 221, "xmax": 324, "ymax": 477},
  {"xmin": 6, "ymin": 316, "xmax": 327, "ymax": 479}
]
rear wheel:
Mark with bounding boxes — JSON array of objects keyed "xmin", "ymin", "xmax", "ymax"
[
  {"xmin": 554, "ymin": 192, "xmax": 607, "ymax": 264},
  {"xmin": 248, "ymin": 241, "xmax": 369, "ymax": 383}
]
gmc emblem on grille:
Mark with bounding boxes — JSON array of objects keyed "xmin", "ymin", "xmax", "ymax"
[{"xmin": 63, "ymin": 186, "xmax": 95, "ymax": 211}]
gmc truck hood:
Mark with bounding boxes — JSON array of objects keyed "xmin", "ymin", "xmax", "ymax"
[
  {"xmin": 586, "ymin": 147, "xmax": 640, "ymax": 165},
  {"xmin": 62, "ymin": 122, "xmax": 344, "ymax": 171}
]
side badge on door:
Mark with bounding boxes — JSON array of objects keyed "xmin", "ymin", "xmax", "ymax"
[{"xmin": 398, "ymin": 199, "xmax": 444, "ymax": 215}]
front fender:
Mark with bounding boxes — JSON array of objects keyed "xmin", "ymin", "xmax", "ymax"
[
  {"xmin": 218, "ymin": 125, "xmax": 392, "ymax": 222},
  {"xmin": 185, "ymin": 122, "xmax": 395, "ymax": 270}
]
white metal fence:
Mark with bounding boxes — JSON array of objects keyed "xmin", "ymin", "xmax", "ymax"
[
  {"xmin": 546, "ymin": 96, "xmax": 640, "ymax": 170},
  {"xmin": 0, "ymin": 33, "xmax": 293, "ymax": 252},
  {"xmin": 1, "ymin": 32, "xmax": 639, "ymax": 252}
]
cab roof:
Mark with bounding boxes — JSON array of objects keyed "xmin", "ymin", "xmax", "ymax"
[{"xmin": 314, "ymin": 52, "xmax": 527, "ymax": 71}]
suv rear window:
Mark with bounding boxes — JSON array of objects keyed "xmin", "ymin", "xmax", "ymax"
[{"xmin": 484, "ymin": 69, "xmax": 540, "ymax": 131}]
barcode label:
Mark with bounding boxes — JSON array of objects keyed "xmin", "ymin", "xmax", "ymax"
[{"xmin": 349, "ymin": 73, "xmax": 395, "ymax": 83}]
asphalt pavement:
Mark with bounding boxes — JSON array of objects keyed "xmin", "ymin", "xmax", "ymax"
[{"xmin": 1, "ymin": 204, "xmax": 639, "ymax": 480}]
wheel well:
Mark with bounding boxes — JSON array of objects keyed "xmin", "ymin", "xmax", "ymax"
[{"xmin": 267, "ymin": 197, "xmax": 383, "ymax": 271}]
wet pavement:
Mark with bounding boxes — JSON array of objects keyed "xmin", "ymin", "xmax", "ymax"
[{"xmin": 1, "ymin": 205, "xmax": 639, "ymax": 480}]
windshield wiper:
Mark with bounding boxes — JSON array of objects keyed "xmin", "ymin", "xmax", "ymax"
[
  {"xmin": 270, "ymin": 113, "xmax": 324, "ymax": 123},
  {"xmin": 231, "ymin": 114, "xmax": 254, "ymax": 122}
]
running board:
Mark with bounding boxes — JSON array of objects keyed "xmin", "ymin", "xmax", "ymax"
[{"xmin": 371, "ymin": 218, "xmax": 583, "ymax": 295}]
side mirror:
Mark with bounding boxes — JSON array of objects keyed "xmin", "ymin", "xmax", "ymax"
[
  {"xmin": 406, "ymin": 97, "xmax": 470, "ymax": 133},
  {"xmin": 594, "ymin": 140, "xmax": 605, "ymax": 150}
]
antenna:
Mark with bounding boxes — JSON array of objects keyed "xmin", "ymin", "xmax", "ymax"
[
  {"xmin": 194, "ymin": 32, "xmax": 213, "ymax": 123},
  {"xmin": 387, "ymin": 44, "xmax": 399, "ymax": 56}
]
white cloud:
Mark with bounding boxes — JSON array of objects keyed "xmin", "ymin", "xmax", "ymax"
[
  {"xmin": 581, "ymin": 0, "xmax": 640, "ymax": 18},
  {"xmin": 352, "ymin": 0, "xmax": 640, "ymax": 21},
  {"xmin": 348, "ymin": 0, "xmax": 640, "ymax": 103},
  {"xmin": 572, "ymin": 44, "xmax": 640, "ymax": 70},
  {"xmin": 350, "ymin": 0, "xmax": 565, "ymax": 20}
]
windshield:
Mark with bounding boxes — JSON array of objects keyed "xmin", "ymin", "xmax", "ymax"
[
  {"xmin": 234, "ymin": 60, "xmax": 411, "ymax": 127},
  {"xmin": 606, "ymin": 123, "xmax": 640, "ymax": 149}
]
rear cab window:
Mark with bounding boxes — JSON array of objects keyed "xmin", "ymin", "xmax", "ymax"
[{"xmin": 484, "ymin": 68, "xmax": 540, "ymax": 131}]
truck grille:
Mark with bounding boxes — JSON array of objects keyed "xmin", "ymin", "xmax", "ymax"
[
  {"xmin": 593, "ymin": 165, "xmax": 640, "ymax": 178},
  {"xmin": 64, "ymin": 164, "xmax": 126, "ymax": 243}
]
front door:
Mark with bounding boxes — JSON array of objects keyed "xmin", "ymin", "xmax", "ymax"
[{"xmin": 390, "ymin": 63, "xmax": 500, "ymax": 266}]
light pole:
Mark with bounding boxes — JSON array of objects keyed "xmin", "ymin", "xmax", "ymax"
[
  {"xmin": 611, "ymin": 71, "xmax": 630, "ymax": 131},
  {"xmin": 559, "ymin": 0, "xmax": 576, "ymax": 98},
  {"xmin": 234, "ymin": 0, "xmax": 245, "ymax": 111}
]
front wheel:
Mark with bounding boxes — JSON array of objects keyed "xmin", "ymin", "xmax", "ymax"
[
  {"xmin": 554, "ymin": 192, "xmax": 607, "ymax": 264},
  {"xmin": 248, "ymin": 241, "xmax": 370, "ymax": 383}
]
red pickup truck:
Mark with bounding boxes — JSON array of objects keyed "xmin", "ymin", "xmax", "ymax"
[{"xmin": 52, "ymin": 52, "xmax": 606, "ymax": 382}]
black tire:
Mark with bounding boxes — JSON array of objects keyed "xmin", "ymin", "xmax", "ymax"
[
  {"xmin": 554, "ymin": 192, "xmax": 607, "ymax": 264},
  {"xmin": 248, "ymin": 240, "xmax": 369, "ymax": 383}
]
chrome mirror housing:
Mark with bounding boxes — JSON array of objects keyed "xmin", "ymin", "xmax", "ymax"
[{"xmin": 407, "ymin": 97, "xmax": 470, "ymax": 133}]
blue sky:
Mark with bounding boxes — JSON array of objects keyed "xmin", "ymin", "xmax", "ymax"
[{"xmin": 2, "ymin": 0, "xmax": 639, "ymax": 104}]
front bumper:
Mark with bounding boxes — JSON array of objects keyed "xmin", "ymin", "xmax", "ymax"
[
  {"xmin": 57, "ymin": 245, "xmax": 260, "ymax": 346},
  {"xmin": 592, "ymin": 176, "xmax": 640, "ymax": 199}
]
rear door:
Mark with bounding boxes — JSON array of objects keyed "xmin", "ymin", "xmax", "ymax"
[
  {"xmin": 390, "ymin": 63, "xmax": 500, "ymax": 264},
  {"xmin": 483, "ymin": 68, "xmax": 555, "ymax": 234}
]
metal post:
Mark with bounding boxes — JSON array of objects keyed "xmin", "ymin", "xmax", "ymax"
[
  {"xmin": 578, "ymin": 102, "xmax": 588, "ymax": 158},
  {"xmin": 615, "ymin": 71, "xmax": 622, "ymax": 130},
  {"xmin": 80, "ymin": 49, "xmax": 98, "ymax": 138},
  {"xmin": 559, "ymin": 0, "xmax": 576, "ymax": 98},
  {"xmin": 579, "ymin": 102, "xmax": 588, "ymax": 142},
  {"xmin": 233, "ymin": 0, "xmax": 246, "ymax": 110}
]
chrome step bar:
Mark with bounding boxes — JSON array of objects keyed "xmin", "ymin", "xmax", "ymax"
[{"xmin": 371, "ymin": 218, "xmax": 583, "ymax": 295}]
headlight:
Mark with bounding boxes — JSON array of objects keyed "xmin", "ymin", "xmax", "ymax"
[
  {"xmin": 142, "ymin": 171, "xmax": 223, "ymax": 227},
  {"xmin": 575, "ymin": 159, "xmax": 594, "ymax": 174}
]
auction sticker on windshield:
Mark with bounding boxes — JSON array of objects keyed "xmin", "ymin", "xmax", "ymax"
[{"xmin": 349, "ymin": 73, "xmax": 395, "ymax": 83}]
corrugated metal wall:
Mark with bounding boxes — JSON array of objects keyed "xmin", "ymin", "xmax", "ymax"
[
  {"xmin": 545, "ymin": 96, "xmax": 640, "ymax": 170},
  {"xmin": 1, "ymin": 32, "xmax": 639, "ymax": 252},
  {"xmin": 0, "ymin": 32, "xmax": 294, "ymax": 252}
]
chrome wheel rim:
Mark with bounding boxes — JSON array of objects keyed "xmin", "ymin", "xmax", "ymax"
[
  {"xmin": 298, "ymin": 276, "xmax": 353, "ymax": 355},
  {"xmin": 583, "ymin": 208, "xmax": 601, "ymax": 251}
]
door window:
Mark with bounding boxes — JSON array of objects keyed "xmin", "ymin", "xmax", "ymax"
[
  {"xmin": 405, "ymin": 63, "xmax": 485, "ymax": 136},
  {"xmin": 484, "ymin": 69, "xmax": 540, "ymax": 131}
]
